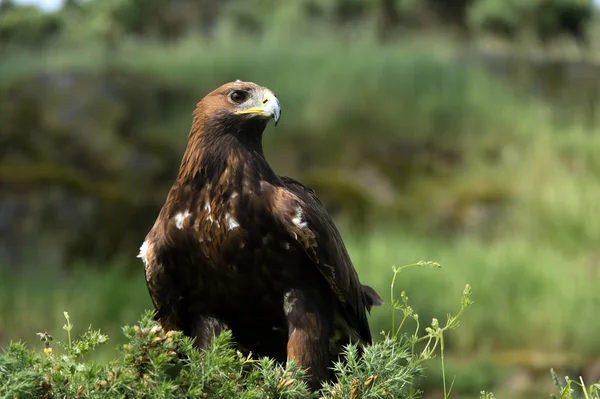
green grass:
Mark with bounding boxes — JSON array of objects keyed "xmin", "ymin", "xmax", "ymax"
[
  {"xmin": 348, "ymin": 229, "xmax": 600, "ymax": 354},
  {"xmin": 0, "ymin": 36, "xmax": 543, "ymax": 146},
  {"xmin": 0, "ymin": 266, "xmax": 150, "ymax": 364}
]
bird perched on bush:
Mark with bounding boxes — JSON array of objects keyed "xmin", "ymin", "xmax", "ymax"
[{"xmin": 138, "ymin": 80, "xmax": 383, "ymax": 390}]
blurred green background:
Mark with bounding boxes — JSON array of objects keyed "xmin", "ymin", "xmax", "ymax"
[{"xmin": 1, "ymin": 0, "xmax": 600, "ymax": 397}]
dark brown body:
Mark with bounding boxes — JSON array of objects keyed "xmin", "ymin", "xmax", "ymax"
[{"xmin": 139, "ymin": 81, "xmax": 383, "ymax": 390}]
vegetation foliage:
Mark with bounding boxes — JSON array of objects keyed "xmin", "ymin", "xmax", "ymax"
[
  {"xmin": 0, "ymin": 266, "xmax": 476, "ymax": 399},
  {"xmin": 1, "ymin": 274, "xmax": 597, "ymax": 398},
  {"xmin": 0, "ymin": 0, "xmax": 595, "ymax": 48}
]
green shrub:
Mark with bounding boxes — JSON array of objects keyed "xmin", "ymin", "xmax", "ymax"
[
  {"xmin": 0, "ymin": 264, "xmax": 476, "ymax": 399},
  {"xmin": 468, "ymin": 0, "xmax": 594, "ymax": 43},
  {"xmin": 0, "ymin": 5, "xmax": 62, "ymax": 48}
]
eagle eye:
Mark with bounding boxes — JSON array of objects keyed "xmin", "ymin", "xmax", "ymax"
[{"xmin": 229, "ymin": 90, "xmax": 248, "ymax": 104}]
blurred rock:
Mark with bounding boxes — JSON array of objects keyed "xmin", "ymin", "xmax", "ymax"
[
  {"xmin": 501, "ymin": 367, "xmax": 535, "ymax": 394},
  {"xmin": 300, "ymin": 166, "xmax": 398, "ymax": 230},
  {"xmin": 0, "ymin": 70, "xmax": 183, "ymax": 269},
  {"xmin": 584, "ymin": 358, "xmax": 600, "ymax": 386}
]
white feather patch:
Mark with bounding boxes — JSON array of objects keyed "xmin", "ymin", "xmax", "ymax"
[
  {"xmin": 292, "ymin": 206, "xmax": 307, "ymax": 228},
  {"xmin": 225, "ymin": 212, "xmax": 239, "ymax": 230},
  {"xmin": 283, "ymin": 291, "xmax": 297, "ymax": 315},
  {"xmin": 137, "ymin": 240, "xmax": 149, "ymax": 265},
  {"xmin": 173, "ymin": 210, "xmax": 191, "ymax": 229}
]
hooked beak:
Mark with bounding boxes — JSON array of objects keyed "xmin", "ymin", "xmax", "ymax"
[{"xmin": 236, "ymin": 89, "xmax": 281, "ymax": 126}]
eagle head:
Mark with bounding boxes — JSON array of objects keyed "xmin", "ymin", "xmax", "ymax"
[
  {"xmin": 194, "ymin": 81, "xmax": 281, "ymax": 131},
  {"xmin": 179, "ymin": 81, "xmax": 282, "ymax": 180}
]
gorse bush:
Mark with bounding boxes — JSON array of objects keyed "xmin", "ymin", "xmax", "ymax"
[{"xmin": 0, "ymin": 264, "xmax": 476, "ymax": 399}]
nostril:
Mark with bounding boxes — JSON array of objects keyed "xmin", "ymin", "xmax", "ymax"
[{"xmin": 262, "ymin": 98, "xmax": 269, "ymax": 104}]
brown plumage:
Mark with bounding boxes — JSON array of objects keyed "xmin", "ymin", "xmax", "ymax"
[{"xmin": 138, "ymin": 81, "xmax": 383, "ymax": 390}]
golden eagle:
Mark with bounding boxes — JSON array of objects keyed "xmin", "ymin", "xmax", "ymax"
[{"xmin": 139, "ymin": 81, "xmax": 383, "ymax": 389}]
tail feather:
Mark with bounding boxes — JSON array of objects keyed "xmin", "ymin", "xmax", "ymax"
[{"xmin": 362, "ymin": 284, "xmax": 384, "ymax": 312}]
